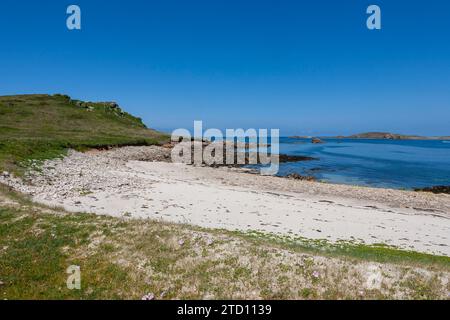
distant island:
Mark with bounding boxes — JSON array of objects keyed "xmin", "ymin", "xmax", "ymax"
[
  {"xmin": 289, "ymin": 132, "xmax": 450, "ymax": 140},
  {"xmin": 338, "ymin": 132, "xmax": 450, "ymax": 140}
]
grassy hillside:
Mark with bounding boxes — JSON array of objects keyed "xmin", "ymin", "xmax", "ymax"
[{"xmin": 0, "ymin": 94, "xmax": 169, "ymax": 173}]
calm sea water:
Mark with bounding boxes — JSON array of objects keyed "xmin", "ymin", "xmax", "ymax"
[{"xmin": 275, "ymin": 138, "xmax": 450, "ymax": 189}]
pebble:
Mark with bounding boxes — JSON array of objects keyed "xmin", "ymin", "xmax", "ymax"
[{"xmin": 0, "ymin": 147, "xmax": 172, "ymax": 200}]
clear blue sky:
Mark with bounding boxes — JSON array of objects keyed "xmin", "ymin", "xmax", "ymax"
[{"xmin": 1, "ymin": 0, "xmax": 449, "ymax": 136}]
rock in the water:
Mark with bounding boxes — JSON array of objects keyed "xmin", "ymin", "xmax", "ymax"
[
  {"xmin": 311, "ymin": 137, "xmax": 324, "ymax": 144},
  {"xmin": 278, "ymin": 154, "xmax": 317, "ymax": 163},
  {"xmin": 1, "ymin": 171, "xmax": 10, "ymax": 178}
]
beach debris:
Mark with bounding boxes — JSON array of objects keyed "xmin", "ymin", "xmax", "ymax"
[
  {"xmin": 141, "ymin": 293, "xmax": 155, "ymax": 300},
  {"xmin": 1, "ymin": 171, "xmax": 10, "ymax": 178},
  {"xmin": 0, "ymin": 280, "xmax": 4, "ymax": 286},
  {"xmin": 286, "ymin": 173, "xmax": 316, "ymax": 181},
  {"xmin": 206, "ymin": 238, "xmax": 214, "ymax": 246},
  {"xmin": 312, "ymin": 270, "xmax": 320, "ymax": 279},
  {"xmin": 160, "ymin": 290, "xmax": 168, "ymax": 299},
  {"xmin": 178, "ymin": 239, "xmax": 185, "ymax": 246}
]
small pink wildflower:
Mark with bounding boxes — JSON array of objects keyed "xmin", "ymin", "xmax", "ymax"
[{"xmin": 141, "ymin": 293, "xmax": 155, "ymax": 300}]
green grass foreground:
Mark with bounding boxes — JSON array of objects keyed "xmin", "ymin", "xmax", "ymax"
[
  {"xmin": 0, "ymin": 94, "xmax": 169, "ymax": 174},
  {"xmin": 0, "ymin": 185, "xmax": 449, "ymax": 300}
]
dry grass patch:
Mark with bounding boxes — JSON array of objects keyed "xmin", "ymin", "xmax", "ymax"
[{"xmin": 0, "ymin": 187, "xmax": 449, "ymax": 300}]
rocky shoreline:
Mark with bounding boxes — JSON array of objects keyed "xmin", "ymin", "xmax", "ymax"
[
  {"xmin": 164, "ymin": 141, "xmax": 317, "ymax": 180},
  {"xmin": 415, "ymin": 186, "xmax": 450, "ymax": 195}
]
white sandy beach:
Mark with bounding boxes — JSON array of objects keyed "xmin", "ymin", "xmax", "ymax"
[{"xmin": 2, "ymin": 146, "xmax": 450, "ymax": 256}]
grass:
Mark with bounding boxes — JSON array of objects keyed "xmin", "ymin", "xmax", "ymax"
[
  {"xmin": 235, "ymin": 230, "xmax": 450, "ymax": 269},
  {"xmin": 0, "ymin": 94, "xmax": 169, "ymax": 174},
  {"xmin": 0, "ymin": 185, "xmax": 449, "ymax": 300}
]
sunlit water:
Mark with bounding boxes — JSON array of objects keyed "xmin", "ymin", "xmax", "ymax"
[{"xmin": 274, "ymin": 138, "xmax": 450, "ymax": 189}]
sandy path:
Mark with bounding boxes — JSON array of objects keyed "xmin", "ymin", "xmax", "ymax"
[{"xmin": 2, "ymin": 147, "xmax": 449, "ymax": 256}]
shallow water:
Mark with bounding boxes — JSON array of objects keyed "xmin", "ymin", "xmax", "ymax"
[{"xmin": 276, "ymin": 138, "xmax": 450, "ymax": 189}]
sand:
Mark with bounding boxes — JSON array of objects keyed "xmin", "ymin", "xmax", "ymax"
[{"xmin": 2, "ymin": 146, "xmax": 449, "ymax": 256}]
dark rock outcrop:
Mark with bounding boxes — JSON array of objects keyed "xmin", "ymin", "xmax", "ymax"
[
  {"xmin": 311, "ymin": 137, "xmax": 324, "ymax": 144},
  {"xmin": 172, "ymin": 141, "xmax": 317, "ymax": 168},
  {"xmin": 279, "ymin": 154, "xmax": 316, "ymax": 162},
  {"xmin": 414, "ymin": 186, "xmax": 450, "ymax": 194}
]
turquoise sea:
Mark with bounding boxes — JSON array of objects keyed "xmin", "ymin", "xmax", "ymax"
[{"xmin": 276, "ymin": 138, "xmax": 450, "ymax": 189}]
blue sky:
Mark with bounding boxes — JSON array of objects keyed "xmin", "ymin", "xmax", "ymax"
[{"xmin": 1, "ymin": 0, "xmax": 450, "ymax": 136}]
